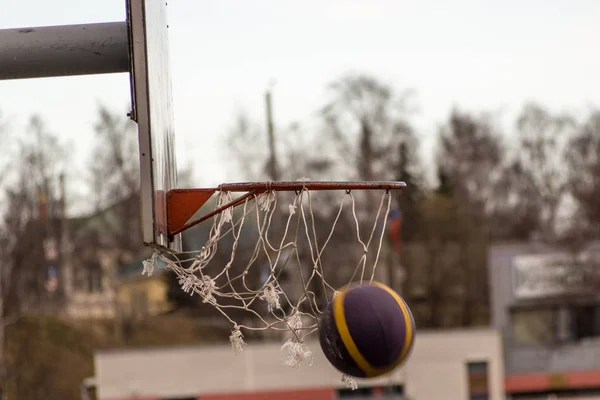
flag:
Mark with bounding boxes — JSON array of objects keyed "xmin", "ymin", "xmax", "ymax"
[{"xmin": 387, "ymin": 207, "xmax": 402, "ymax": 255}]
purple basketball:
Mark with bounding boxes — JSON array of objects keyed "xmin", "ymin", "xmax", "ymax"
[{"xmin": 318, "ymin": 282, "xmax": 415, "ymax": 378}]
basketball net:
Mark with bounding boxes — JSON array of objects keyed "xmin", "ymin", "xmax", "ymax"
[{"xmin": 142, "ymin": 182, "xmax": 399, "ymax": 388}]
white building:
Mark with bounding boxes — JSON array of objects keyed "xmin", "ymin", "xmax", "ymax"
[
  {"xmin": 91, "ymin": 328, "xmax": 504, "ymax": 400},
  {"xmin": 488, "ymin": 241, "xmax": 600, "ymax": 399}
]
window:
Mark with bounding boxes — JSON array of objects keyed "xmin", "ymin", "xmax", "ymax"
[
  {"xmin": 337, "ymin": 385, "xmax": 403, "ymax": 399},
  {"xmin": 337, "ymin": 386, "xmax": 373, "ymax": 398},
  {"xmin": 510, "ymin": 304, "xmax": 600, "ymax": 346},
  {"xmin": 466, "ymin": 361, "xmax": 489, "ymax": 400},
  {"xmin": 570, "ymin": 304, "xmax": 600, "ymax": 340},
  {"xmin": 510, "ymin": 308, "xmax": 555, "ymax": 345}
]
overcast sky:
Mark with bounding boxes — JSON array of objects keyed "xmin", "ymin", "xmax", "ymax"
[{"xmin": 1, "ymin": 0, "xmax": 599, "ymax": 214}]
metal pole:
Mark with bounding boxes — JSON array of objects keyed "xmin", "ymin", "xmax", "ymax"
[
  {"xmin": 0, "ymin": 22, "xmax": 129, "ymax": 80},
  {"xmin": 265, "ymin": 89, "xmax": 279, "ymax": 181}
]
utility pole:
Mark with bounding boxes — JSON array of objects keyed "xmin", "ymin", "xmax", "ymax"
[{"xmin": 265, "ymin": 86, "xmax": 279, "ymax": 181}]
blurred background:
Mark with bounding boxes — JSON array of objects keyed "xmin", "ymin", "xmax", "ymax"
[{"xmin": 1, "ymin": 0, "xmax": 600, "ymax": 399}]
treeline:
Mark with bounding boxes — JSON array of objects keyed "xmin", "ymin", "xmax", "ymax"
[
  {"xmin": 3, "ymin": 73, "xmax": 598, "ymax": 333},
  {"xmin": 1, "ymin": 72, "xmax": 599, "ymax": 397},
  {"xmin": 0, "ymin": 106, "xmax": 152, "ymax": 400},
  {"xmin": 0, "ymin": 103, "xmax": 204, "ymax": 399}
]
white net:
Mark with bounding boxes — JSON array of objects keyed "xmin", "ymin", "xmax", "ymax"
[{"xmin": 142, "ymin": 185, "xmax": 394, "ymax": 381}]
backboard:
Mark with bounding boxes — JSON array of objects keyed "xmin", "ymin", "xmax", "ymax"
[{"xmin": 127, "ymin": 0, "xmax": 181, "ymax": 251}]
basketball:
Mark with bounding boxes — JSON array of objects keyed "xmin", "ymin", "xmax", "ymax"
[{"xmin": 318, "ymin": 282, "xmax": 415, "ymax": 378}]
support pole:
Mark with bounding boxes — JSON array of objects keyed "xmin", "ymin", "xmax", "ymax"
[
  {"xmin": 0, "ymin": 22, "xmax": 129, "ymax": 80},
  {"xmin": 265, "ymin": 89, "xmax": 279, "ymax": 181}
]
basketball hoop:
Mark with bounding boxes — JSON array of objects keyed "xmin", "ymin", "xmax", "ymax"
[
  {"xmin": 0, "ymin": 0, "xmax": 412, "ymax": 387},
  {"xmin": 143, "ymin": 180, "xmax": 405, "ymax": 383}
]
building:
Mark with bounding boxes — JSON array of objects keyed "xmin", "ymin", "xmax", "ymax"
[
  {"xmin": 60, "ymin": 196, "xmax": 145, "ymax": 319},
  {"xmin": 55, "ymin": 194, "xmax": 181, "ymax": 320},
  {"xmin": 489, "ymin": 241, "xmax": 600, "ymax": 399},
  {"xmin": 91, "ymin": 328, "xmax": 504, "ymax": 400},
  {"xmin": 118, "ymin": 258, "xmax": 173, "ymax": 319},
  {"xmin": 56, "ymin": 193, "xmax": 248, "ymax": 321}
]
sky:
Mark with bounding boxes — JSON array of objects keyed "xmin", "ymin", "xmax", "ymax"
[{"xmin": 1, "ymin": 0, "xmax": 600, "ymax": 215}]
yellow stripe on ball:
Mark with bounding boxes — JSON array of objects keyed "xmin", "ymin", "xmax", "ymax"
[
  {"xmin": 333, "ymin": 289, "xmax": 378, "ymax": 377},
  {"xmin": 372, "ymin": 282, "xmax": 414, "ymax": 369}
]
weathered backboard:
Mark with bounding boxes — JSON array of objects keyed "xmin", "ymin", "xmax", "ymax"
[{"xmin": 127, "ymin": 0, "xmax": 181, "ymax": 251}]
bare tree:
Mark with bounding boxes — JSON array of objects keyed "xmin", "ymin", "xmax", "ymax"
[
  {"xmin": 437, "ymin": 109, "xmax": 543, "ymax": 239},
  {"xmin": 320, "ymin": 74, "xmax": 415, "ymax": 182},
  {"xmin": 399, "ymin": 111, "xmax": 507, "ymax": 328},
  {"xmin": 0, "ymin": 115, "xmax": 69, "ymax": 399},
  {"xmin": 437, "ymin": 110, "xmax": 504, "ymax": 219},
  {"xmin": 88, "ymin": 105, "xmax": 141, "ymax": 252},
  {"xmin": 553, "ymin": 109, "xmax": 600, "ymax": 292},
  {"xmin": 394, "ymin": 138, "xmax": 423, "ymax": 243},
  {"xmin": 516, "ymin": 103, "xmax": 576, "ymax": 241},
  {"xmin": 565, "ymin": 110, "xmax": 600, "ymax": 236},
  {"xmin": 412, "ymin": 111, "xmax": 505, "ymax": 326},
  {"xmin": 403, "ymin": 168, "xmax": 489, "ymax": 329},
  {"xmin": 491, "ymin": 159, "xmax": 543, "ymax": 240}
]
